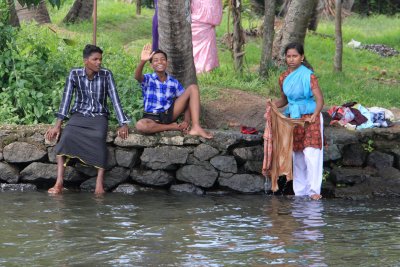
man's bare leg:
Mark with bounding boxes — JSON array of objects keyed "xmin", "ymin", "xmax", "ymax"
[
  {"xmin": 173, "ymin": 84, "xmax": 212, "ymax": 139},
  {"xmin": 95, "ymin": 168, "xmax": 105, "ymax": 194},
  {"xmin": 136, "ymin": 119, "xmax": 184, "ymax": 134},
  {"xmin": 48, "ymin": 155, "xmax": 65, "ymax": 194}
]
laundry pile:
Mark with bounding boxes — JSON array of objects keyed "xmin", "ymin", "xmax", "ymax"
[{"xmin": 327, "ymin": 102, "xmax": 394, "ymax": 130}]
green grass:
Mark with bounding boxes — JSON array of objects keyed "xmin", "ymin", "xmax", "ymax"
[{"xmin": 45, "ymin": 3, "xmax": 399, "ymax": 109}]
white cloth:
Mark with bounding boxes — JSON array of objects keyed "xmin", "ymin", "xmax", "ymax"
[{"xmin": 293, "ymin": 114, "xmax": 324, "ymax": 196}]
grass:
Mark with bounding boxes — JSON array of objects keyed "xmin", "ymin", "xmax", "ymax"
[{"xmin": 46, "ymin": 2, "xmax": 400, "ymax": 109}]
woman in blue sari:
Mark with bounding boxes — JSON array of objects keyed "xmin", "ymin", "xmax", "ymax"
[{"xmin": 273, "ymin": 42, "xmax": 324, "ymax": 200}]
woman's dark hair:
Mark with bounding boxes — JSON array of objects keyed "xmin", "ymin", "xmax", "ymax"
[
  {"xmin": 83, "ymin": 44, "xmax": 103, "ymax": 59},
  {"xmin": 150, "ymin": 49, "xmax": 168, "ymax": 63},
  {"xmin": 284, "ymin": 42, "xmax": 314, "ymax": 70}
]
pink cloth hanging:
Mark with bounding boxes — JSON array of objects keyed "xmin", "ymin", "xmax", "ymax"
[{"xmin": 191, "ymin": 0, "xmax": 222, "ymax": 73}]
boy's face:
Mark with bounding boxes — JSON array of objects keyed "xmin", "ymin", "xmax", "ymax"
[
  {"xmin": 151, "ymin": 53, "xmax": 167, "ymax": 72},
  {"xmin": 84, "ymin": 52, "xmax": 102, "ymax": 73}
]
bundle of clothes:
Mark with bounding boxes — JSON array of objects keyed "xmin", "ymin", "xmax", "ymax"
[{"xmin": 327, "ymin": 102, "xmax": 394, "ymax": 130}]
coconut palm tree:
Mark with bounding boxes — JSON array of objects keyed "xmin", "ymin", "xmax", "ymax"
[{"xmin": 157, "ymin": 0, "xmax": 197, "ymax": 87}]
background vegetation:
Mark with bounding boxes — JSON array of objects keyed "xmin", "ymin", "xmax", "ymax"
[{"xmin": 0, "ymin": 0, "xmax": 399, "ymax": 125}]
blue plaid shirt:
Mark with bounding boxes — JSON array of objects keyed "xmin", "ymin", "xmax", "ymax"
[
  {"xmin": 141, "ymin": 73, "xmax": 185, "ymax": 113},
  {"xmin": 56, "ymin": 68, "xmax": 129, "ymax": 126}
]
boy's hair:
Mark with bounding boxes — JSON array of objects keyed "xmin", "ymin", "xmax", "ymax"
[
  {"xmin": 83, "ymin": 44, "xmax": 103, "ymax": 59},
  {"xmin": 149, "ymin": 49, "xmax": 168, "ymax": 63}
]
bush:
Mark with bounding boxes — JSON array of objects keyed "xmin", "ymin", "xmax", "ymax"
[{"xmin": 0, "ymin": 23, "xmax": 143, "ymax": 125}]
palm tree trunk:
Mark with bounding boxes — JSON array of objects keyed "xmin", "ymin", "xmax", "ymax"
[
  {"xmin": 334, "ymin": 0, "xmax": 342, "ymax": 71},
  {"xmin": 7, "ymin": 0, "xmax": 20, "ymax": 27},
  {"xmin": 272, "ymin": 0, "xmax": 318, "ymax": 65},
  {"xmin": 63, "ymin": 0, "xmax": 94, "ymax": 24},
  {"xmin": 136, "ymin": 0, "xmax": 141, "ymax": 15},
  {"xmin": 158, "ymin": 0, "xmax": 197, "ymax": 87},
  {"xmin": 259, "ymin": 0, "xmax": 276, "ymax": 78},
  {"xmin": 14, "ymin": 0, "xmax": 51, "ymax": 24},
  {"xmin": 232, "ymin": 0, "xmax": 245, "ymax": 73}
]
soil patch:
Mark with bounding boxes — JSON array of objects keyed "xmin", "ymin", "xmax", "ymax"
[
  {"xmin": 201, "ymin": 89, "xmax": 400, "ymax": 131},
  {"xmin": 201, "ymin": 89, "xmax": 266, "ymax": 131}
]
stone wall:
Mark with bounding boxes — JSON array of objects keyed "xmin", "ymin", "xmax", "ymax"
[{"xmin": 0, "ymin": 125, "xmax": 399, "ymax": 199}]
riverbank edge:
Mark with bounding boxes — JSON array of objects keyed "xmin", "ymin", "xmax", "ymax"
[{"xmin": 0, "ymin": 123, "xmax": 399, "ymax": 199}]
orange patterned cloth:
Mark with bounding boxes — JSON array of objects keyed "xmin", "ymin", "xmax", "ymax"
[{"xmin": 262, "ymin": 100, "xmax": 304, "ymax": 192}]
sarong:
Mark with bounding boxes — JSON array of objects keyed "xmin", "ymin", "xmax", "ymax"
[{"xmin": 55, "ymin": 113, "xmax": 108, "ymax": 168}]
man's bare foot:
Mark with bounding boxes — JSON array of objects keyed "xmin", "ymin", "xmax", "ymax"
[
  {"xmin": 48, "ymin": 185, "xmax": 63, "ymax": 194},
  {"xmin": 310, "ymin": 194, "xmax": 322, "ymax": 200},
  {"xmin": 189, "ymin": 125, "xmax": 213, "ymax": 139},
  {"xmin": 178, "ymin": 121, "xmax": 190, "ymax": 133}
]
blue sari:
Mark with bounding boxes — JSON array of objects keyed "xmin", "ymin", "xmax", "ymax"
[{"xmin": 283, "ymin": 65, "xmax": 316, "ymax": 119}]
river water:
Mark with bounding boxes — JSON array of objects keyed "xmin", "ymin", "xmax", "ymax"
[{"xmin": 0, "ymin": 191, "xmax": 399, "ymax": 266}]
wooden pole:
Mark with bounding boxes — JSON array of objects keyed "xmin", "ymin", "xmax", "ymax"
[{"xmin": 92, "ymin": 0, "xmax": 97, "ymax": 45}]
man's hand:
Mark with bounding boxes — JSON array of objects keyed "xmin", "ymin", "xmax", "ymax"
[
  {"xmin": 141, "ymin": 43, "xmax": 155, "ymax": 62},
  {"xmin": 45, "ymin": 126, "xmax": 61, "ymax": 142},
  {"xmin": 117, "ymin": 124, "xmax": 129, "ymax": 140}
]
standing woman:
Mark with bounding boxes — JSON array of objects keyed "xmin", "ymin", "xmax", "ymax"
[{"xmin": 273, "ymin": 42, "xmax": 324, "ymax": 200}]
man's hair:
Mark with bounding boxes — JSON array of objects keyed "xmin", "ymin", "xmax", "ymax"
[
  {"xmin": 83, "ymin": 44, "xmax": 103, "ymax": 59},
  {"xmin": 149, "ymin": 49, "xmax": 168, "ymax": 63}
]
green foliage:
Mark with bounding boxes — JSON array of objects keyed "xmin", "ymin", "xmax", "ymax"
[
  {"xmin": 18, "ymin": 0, "xmax": 61, "ymax": 8},
  {"xmin": 363, "ymin": 139, "xmax": 375, "ymax": 153}
]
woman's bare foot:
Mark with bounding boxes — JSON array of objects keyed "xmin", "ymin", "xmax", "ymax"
[
  {"xmin": 48, "ymin": 184, "xmax": 63, "ymax": 194},
  {"xmin": 189, "ymin": 125, "xmax": 213, "ymax": 139},
  {"xmin": 310, "ymin": 194, "xmax": 322, "ymax": 200},
  {"xmin": 95, "ymin": 187, "xmax": 105, "ymax": 195}
]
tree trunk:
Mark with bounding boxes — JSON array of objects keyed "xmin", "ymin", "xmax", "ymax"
[
  {"xmin": 63, "ymin": 0, "xmax": 94, "ymax": 24},
  {"xmin": 259, "ymin": 0, "xmax": 276, "ymax": 78},
  {"xmin": 158, "ymin": 0, "xmax": 197, "ymax": 87},
  {"xmin": 334, "ymin": 0, "xmax": 342, "ymax": 72},
  {"xmin": 232, "ymin": 0, "xmax": 245, "ymax": 73},
  {"xmin": 308, "ymin": 0, "xmax": 324, "ymax": 31},
  {"xmin": 272, "ymin": 0, "xmax": 318, "ymax": 65},
  {"xmin": 7, "ymin": 0, "xmax": 20, "ymax": 27},
  {"xmin": 136, "ymin": 0, "xmax": 141, "ymax": 15},
  {"xmin": 14, "ymin": 0, "xmax": 51, "ymax": 24},
  {"xmin": 342, "ymin": 0, "xmax": 354, "ymax": 10}
]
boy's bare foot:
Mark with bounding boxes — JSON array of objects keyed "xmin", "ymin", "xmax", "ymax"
[
  {"xmin": 310, "ymin": 194, "xmax": 322, "ymax": 200},
  {"xmin": 189, "ymin": 125, "xmax": 213, "ymax": 139},
  {"xmin": 48, "ymin": 185, "xmax": 63, "ymax": 194}
]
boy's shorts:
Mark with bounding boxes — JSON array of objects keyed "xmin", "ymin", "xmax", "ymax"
[{"xmin": 142, "ymin": 102, "xmax": 175, "ymax": 124}]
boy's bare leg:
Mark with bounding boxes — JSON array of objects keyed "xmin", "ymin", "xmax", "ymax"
[
  {"xmin": 48, "ymin": 155, "xmax": 65, "ymax": 194},
  {"xmin": 136, "ymin": 119, "xmax": 184, "ymax": 134},
  {"xmin": 173, "ymin": 84, "xmax": 212, "ymax": 139},
  {"xmin": 95, "ymin": 168, "xmax": 105, "ymax": 194}
]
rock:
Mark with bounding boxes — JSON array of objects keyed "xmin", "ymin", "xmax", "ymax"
[
  {"xmin": 27, "ymin": 132, "xmax": 44, "ymax": 143},
  {"xmin": 0, "ymin": 183, "xmax": 37, "ymax": 192},
  {"xmin": 114, "ymin": 134, "xmax": 158, "ymax": 147},
  {"xmin": 113, "ymin": 183, "xmax": 139, "ymax": 194},
  {"xmin": 0, "ymin": 162, "xmax": 20, "ymax": 183},
  {"xmin": 75, "ymin": 163, "xmax": 98, "ymax": 177},
  {"xmin": 183, "ymin": 136, "xmax": 201, "ymax": 145},
  {"xmin": 3, "ymin": 142, "xmax": 47, "ymax": 163},
  {"xmin": 377, "ymin": 167, "xmax": 400, "ymax": 180},
  {"xmin": 20, "ymin": 162, "xmax": 83, "ymax": 185},
  {"xmin": 202, "ymin": 130, "xmax": 262, "ymax": 151},
  {"xmin": 115, "ymin": 148, "xmax": 140, "ymax": 168},
  {"xmin": 329, "ymin": 167, "xmax": 374, "ymax": 185},
  {"xmin": 210, "ymin": 156, "xmax": 238, "ymax": 173},
  {"xmin": 366, "ymin": 151, "xmax": 394, "ymax": 169},
  {"xmin": 80, "ymin": 167, "xmax": 130, "ymax": 192},
  {"xmin": 342, "ymin": 144, "xmax": 368, "ymax": 167},
  {"xmin": 232, "ymin": 146, "xmax": 264, "ymax": 164},
  {"xmin": 325, "ymin": 128, "xmax": 358, "ymax": 145},
  {"xmin": 0, "ymin": 152, "xmax": 3, "ymax": 161},
  {"xmin": 47, "ymin": 146, "xmax": 57, "ymax": 163},
  {"xmin": 141, "ymin": 146, "xmax": 189, "ymax": 170},
  {"xmin": 170, "ymin": 183, "xmax": 204, "ymax": 195},
  {"xmin": 159, "ymin": 136, "xmax": 185, "ymax": 146},
  {"xmin": 390, "ymin": 148, "xmax": 400, "ymax": 169},
  {"xmin": 106, "ymin": 131, "xmax": 116, "ymax": 143},
  {"xmin": 323, "ymin": 144, "xmax": 342, "ymax": 162},
  {"xmin": 333, "ymin": 183, "xmax": 373, "ymax": 200},
  {"xmin": 193, "ymin": 144, "xmax": 219, "ymax": 161},
  {"xmin": 176, "ymin": 165, "xmax": 218, "ymax": 188},
  {"xmin": 106, "ymin": 146, "xmax": 117, "ymax": 170},
  {"xmin": 243, "ymin": 160, "xmax": 263, "ymax": 174},
  {"xmin": 218, "ymin": 174, "xmax": 264, "ymax": 193},
  {"xmin": 130, "ymin": 169, "xmax": 174, "ymax": 187}
]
